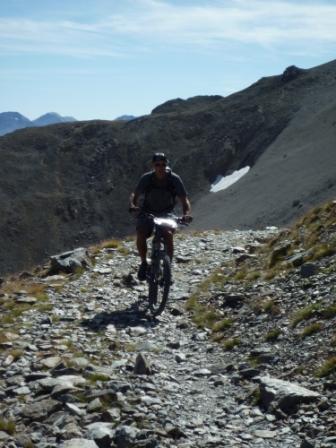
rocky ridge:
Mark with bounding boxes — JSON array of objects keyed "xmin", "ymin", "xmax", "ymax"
[{"xmin": 0, "ymin": 201, "xmax": 335, "ymax": 447}]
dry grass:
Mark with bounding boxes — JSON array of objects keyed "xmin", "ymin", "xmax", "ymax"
[
  {"xmin": 300, "ymin": 322, "xmax": 323, "ymax": 338},
  {"xmin": 251, "ymin": 299, "xmax": 281, "ymax": 316},
  {"xmin": 212, "ymin": 318, "xmax": 233, "ymax": 332},
  {"xmin": 264, "ymin": 328, "xmax": 282, "ymax": 342},
  {"xmin": 222, "ymin": 337, "xmax": 240, "ymax": 351},
  {"xmin": 87, "ymin": 373, "xmax": 111, "ymax": 383},
  {"xmin": 223, "ymin": 200, "xmax": 336, "ymax": 283},
  {"xmin": 1, "ymin": 279, "xmax": 48, "ymax": 300},
  {"xmin": 291, "ymin": 304, "xmax": 321, "ymax": 328},
  {"xmin": 320, "ymin": 304, "xmax": 336, "ymax": 319},
  {"xmin": 90, "ymin": 238, "xmax": 129, "ymax": 256},
  {"xmin": 0, "ymin": 419, "xmax": 16, "ymax": 435},
  {"xmin": 316, "ymin": 356, "xmax": 336, "ymax": 377}
]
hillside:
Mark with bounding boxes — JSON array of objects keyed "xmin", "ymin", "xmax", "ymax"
[
  {"xmin": 0, "ymin": 200, "xmax": 335, "ymax": 447},
  {"xmin": 1, "ymin": 60, "xmax": 336, "ymax": 274}
]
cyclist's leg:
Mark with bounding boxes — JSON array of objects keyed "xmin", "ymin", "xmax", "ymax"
[
  {"xmin": 136, "ymin": 215, "xmax": 154, "ymax": 280},
  {"xmin": 136, "ymin": 214, "xmax": 154, "ymax": 261},
  {"xmin": 136, "ymin": 229, "xmax": 148, "ymax": 263},
  {"xmin": 161, "ymin": 228, "xmax": 174, "ymax": 261}
]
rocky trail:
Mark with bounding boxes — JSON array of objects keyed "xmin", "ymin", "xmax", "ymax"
[{"xmin": 0, "ymin": 226, "xmax": 335, "ymax": 448}]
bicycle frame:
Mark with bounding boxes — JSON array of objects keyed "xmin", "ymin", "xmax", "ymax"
[
  {"xmin": 150, "ymin": 217, "xmax": 178, "ymax": 263},
  {"xmin": 147, "ymin": 216, "xmax": 178, "ymax": 315}
]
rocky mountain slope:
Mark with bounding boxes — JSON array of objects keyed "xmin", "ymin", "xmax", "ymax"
[
  {"xmin": 1, "ymin": 60, "xmax": 336, "ymax": 274},
  {"xmin": 0, "ymin": 200, "xmax": 335, "ymax": 447},
  {"xmin": 0, "ymin": 112, "xmax": 76, "ymax": 136}
]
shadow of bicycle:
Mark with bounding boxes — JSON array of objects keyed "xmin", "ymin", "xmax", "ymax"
[{"xmin": 80, "ymin": 298, "xmax": 159, "ymax": 332}]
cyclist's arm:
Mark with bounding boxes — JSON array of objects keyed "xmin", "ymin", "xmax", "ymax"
[
  {"xmin": 129, "ymin": 191, "xmax": 140, "ymax": 208},
  {"xmin": 129, "ymin": 173, "xmax": 149, "ymax": 209},
  {"xmin": 179, "ymin": 195, "xmax": 191, "ymax": 216}
]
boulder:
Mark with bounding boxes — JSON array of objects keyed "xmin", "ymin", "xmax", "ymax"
[
  {"xmin": 86, "ymin": 422, "xmax": 115, "ymax": 448},
  {"xmin": 134, "ymin": 353, "xmax": 152, "ymax": 375},
  {"xmin": 300, "ymin": 263, "xmax": 318, "ymax": 278},
  {"xmin": 256, "ymin": 376, "xmax": 321, "ymax": 414},
  {"xmin": 22, "ymin": 398, "xmax": 63, "ymax": 421},
  {"xmin": 114, "ymin": 425, "xmax": 139, "ymax": 448},
  {"xmin": 61, "ymin": 440, "xmax": 99, "ymax": 448},
  {"xmin": 281, "ymin": 65, "xmax": 305, "ymax": 82},
  {"xmin": 48, "ymin": 247, "xmax": 91, "ymax": 274}
]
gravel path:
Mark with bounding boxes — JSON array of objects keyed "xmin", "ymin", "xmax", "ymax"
[{"xmin": 0, "ymin": 229, "xmax": 333, "ymax": 447}]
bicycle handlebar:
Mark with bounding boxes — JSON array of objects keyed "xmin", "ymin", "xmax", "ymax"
[{"xmin": 129, "ymin": 209, "xmax": 193, "ymax": 226}]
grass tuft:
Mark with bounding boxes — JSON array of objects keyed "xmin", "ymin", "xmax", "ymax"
[
  {"xmin": 264, "ymin": 328, "xmax": 282, "ymax": 342},
  {"xmin": 212, "ymin": 318, "xmax": 233, "ymax": 332},
  {"xmin": 222, "ymin": 337, "xmax": 240, "ymax": 351},
  {"xmin": 88, "ymin": 373, "xmax": 110, "ymax": 383},
  {"xmin": 0, "ymin": 419, "xmax": 16, "ymax": 435},
  {"xmin": 321, "ymin": 304, "xmax": 336, "ymax": 319},
  {"xmin": 291, "ymin": 304, "xmax": 321, "ymax": 328},
  {"xmin": 300, "ymin": 322, "xmax": 323, "ymax": 338},
  {"xmin": 316, "ymin": 356, "xmax": 336, "ymax": 378},
  {"xmin": 252, "ymin": 299, "xmax": 281, "ymax": 316}
]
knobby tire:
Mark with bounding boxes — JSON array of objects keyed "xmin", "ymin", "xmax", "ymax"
[{"xmin": 148, "ymin": 254, "xmax": 171, "ymax": 316}]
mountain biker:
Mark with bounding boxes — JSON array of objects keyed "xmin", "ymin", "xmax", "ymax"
[{"xmin": 129, "ymin": 153, "xmax": 192, "ymax": 281}]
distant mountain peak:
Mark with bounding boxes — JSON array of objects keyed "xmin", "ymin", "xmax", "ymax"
[
  {"xmin": 114, "ymin": 114, "xmax": 136, "ymax": 121},
  {"xmin": 0, "ymin": 111, "xmax": 76, "ymax": 136},
  {"xmin": 33, "ymin": 112, "xmax": 76, "ymax": 127}
]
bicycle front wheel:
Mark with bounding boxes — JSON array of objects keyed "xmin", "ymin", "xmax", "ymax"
[{"xmin": 148, "ymin": 254, "xmax": 171, "ymax": 316}]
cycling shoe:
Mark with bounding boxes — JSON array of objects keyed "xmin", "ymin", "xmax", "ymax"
[{"xmin": 137, "ymin": 262, "xmax": 148, "ymax": 281}]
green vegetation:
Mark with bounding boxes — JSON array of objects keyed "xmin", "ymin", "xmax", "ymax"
[
  {"xmin": 101, "ymin": 239, "xmax": 121, "ymax": 249},
  {"xmin": 316, "ymin": 356, "xmax": 336, "ymax": 378},
  {"xmin": 92, "ymin": 238, "xmax": 130, "ymax": 256},
  {"xmin": 0, "ymin": 285, "xmax": 52, "ymax": 327},
  {"xmin": 245, "ymin": 271, "xmax": 261, "ymax": 281},
  {"xmin": 186, "ymin": 291, "xmax": 236, "ymax": 347},
  {"xmin": 88, "ymin": 373, "xmax": 111, "ymax": 383},
  {"xmin": 290, "ymin": 301, "xmax": 336, "ymax": 328},
  {"xmin": 216, "ymin": 200, "xmax": 336, "ymax": 283},
  {"xmin": 185, "ymin": 203, "xmax": 336, "ymax": 318},
  {"xmin": 321, "ymin": 304, "xmax": 336, "ymax": 319},
  {"xmin": 1, "ymin": 279, "xmax": 48, "ymax": 299},
  {"xmin": 222, "ymin": 337, "xmax": 240, "ymax": 350},
  {"xmin": 212, "ymin": 318, "xmax": 233, "ymax": 332},
  {"xmin": 300, "ymin": 322, "xmax": 323, "ymax": 338},
  {"xmin": 250, "ymin": 387, "xmax": 262, "ymax": 406},
  {"xmin": 252, "ymin": 299, "xmax": 281, "ymax": 316},
  {"xmin": 0, "ymin": 419, "xmax": 16, "ymax": 435},
  {"xmin": 264, "ymin": 328, "xmax": 282, "ymax": 342},
  {"xmin": 7, "ymin": 348, "xmax": 24, "ymax": 360},
  {"xmin": 291, "ymin": 304, "xmax": 321, "ymax": 328},
  {"xmin": 186, "ymin": 294, "xmax": 222, "ymax": 330},
  {"xmin": 23, "ymin": 442, "xmax": 35, "ymax": 448}
]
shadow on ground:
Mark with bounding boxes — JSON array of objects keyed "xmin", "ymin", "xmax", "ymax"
[{"xmin": 81, "ymin": 298, "xmax": 160, "ymax": 331}]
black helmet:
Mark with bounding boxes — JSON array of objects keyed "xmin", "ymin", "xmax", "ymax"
[{"xmin": 152, "ymin": 152, "xmax": 168, "ymax": 163}]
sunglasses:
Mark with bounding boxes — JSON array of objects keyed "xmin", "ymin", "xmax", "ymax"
[{"xmin": 154, "ymin": 162, "xmax": 167, "ymax": 167}]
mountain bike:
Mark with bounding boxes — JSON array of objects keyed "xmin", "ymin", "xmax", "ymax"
[{"xmin": 145, "ymin": 214, "xmax": 190, "ymax": 316}]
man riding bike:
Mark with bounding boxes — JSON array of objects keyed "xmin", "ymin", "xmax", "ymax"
[{"xmin": 129, "ymin": 153, "xmax": 192, "ymax": 281}]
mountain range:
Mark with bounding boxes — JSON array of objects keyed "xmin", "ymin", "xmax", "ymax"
[
  {"xmin": 0, "ymin": 112, "xmax": 77, "ymax": 136},
  {"xmin": 0, "ymin": 60, "xmax": 336, "ymax": 274}
]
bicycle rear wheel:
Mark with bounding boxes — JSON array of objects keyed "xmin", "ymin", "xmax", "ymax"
[{"xmin": 148, "ymin": 254, "xmax": 171, "ymax": 316}]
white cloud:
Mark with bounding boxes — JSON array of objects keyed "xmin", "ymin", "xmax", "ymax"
[
  {"xmin": 1, "ymin": 0, "xmax": 336, "ymax": 57},
  {"xmin": 105, "ymin": 0, "xmax": 336, "ymax": 44}
]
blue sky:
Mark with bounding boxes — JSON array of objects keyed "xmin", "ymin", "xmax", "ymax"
[{"xmin": 1, "ymin": 0, "xmax": 336, "ymax": 120}]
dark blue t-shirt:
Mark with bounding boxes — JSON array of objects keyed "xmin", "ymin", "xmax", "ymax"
[{"xmin": 135, "ymin": 170, "xmax": 187, "ymax": 214}]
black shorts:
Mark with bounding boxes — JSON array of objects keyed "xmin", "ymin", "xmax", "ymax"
[
  {"xmin": 136, "ymin": 213, "xmax": 154, "ymax": 238},
  {"xmin": 136, "ymin": 212, "xmax": 175, "ymax": 238}
]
